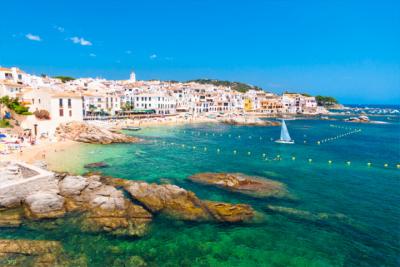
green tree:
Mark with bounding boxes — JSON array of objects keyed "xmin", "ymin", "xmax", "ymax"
[
  {"xmin": 53, "ymin": 76, "xmax": 76, "ymax": 83},
  {"xmin": 315, "ymin": 95, "xmax": 338, "ymax": 106}
]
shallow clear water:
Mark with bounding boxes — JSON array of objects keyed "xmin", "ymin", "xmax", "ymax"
[{"xmin": 2, "ymin": 117, "xmax": 399, "ymax": 266}]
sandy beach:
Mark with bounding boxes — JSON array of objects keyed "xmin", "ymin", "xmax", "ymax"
[
  {"xmin": 2, "ymin": 139, "xmax": 79, "ymax": 165},
  {"xmin": 87, "ymin": 115, "xmax": 218, "ymax": 129}
]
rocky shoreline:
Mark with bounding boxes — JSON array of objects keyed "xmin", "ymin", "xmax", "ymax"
[
  {"xmin": 1, "ymin": 172, "xmax": 258, "ymax": 234},
  {"xmin": 56, "ymin": 121, "xmax": 140, "ymax": 144}
]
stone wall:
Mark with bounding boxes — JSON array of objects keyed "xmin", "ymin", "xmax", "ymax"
[{"xmin": 0, "ymin": 161, "xmax": 58, "ymax": 208}]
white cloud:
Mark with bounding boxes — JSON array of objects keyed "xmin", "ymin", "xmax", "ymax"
[
  {"xmin": 70, "ymin": 36, "xmax": 92, "ymax": 46},
  {"xmin": 150, "ymin": 54, "xmax": 157, "ymax": 60},
  {"xmin": 25, "ymin": 33, "xmax": 41, "ymax": 41},
  {"xmin": 89, "ymin": 53, "xmax": 96, "ymax": 57},
  {"xmin": 55, "ymin": 26, "xmax": 65, "ymax": 32}
]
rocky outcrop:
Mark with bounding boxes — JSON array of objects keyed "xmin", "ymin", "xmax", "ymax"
[
  {"xmin": 188, "ymin": 173, "xmax": 289, "ymax": 198},
  {"xmin": 123, "ymin": 181, "xmax": 211, "ymax": 221},
  {"xmin": 59, "ymin": 175, "xmax": 89, "ymax": 196},
  {"xmin": 56, "ymin": 121, "xmax": 140, "ymax": 144},
  {"xmin": 60, "ymin": 175, "xmax": 152, "ymax": 237},
  {"xmin": 218, "ymin": 117, "xmax": 280, "ymax": 126},
  {"xmin": 0, "ymin": 161, "xmax": 259, "ymax": 239},
  {"xmin": 203, "ymin": 201, "xmax": 255, "ymax": 223},
  {"xmin": 24, "ymin": 191, "xmax": 66, "ymax": 219},
  {"xmin": 106, "ymin": 178, "xmax": 256, "ymax": 223},
  {"xmin": 0, "ymin": 239, "xmax": 86, "ymax": 266}
]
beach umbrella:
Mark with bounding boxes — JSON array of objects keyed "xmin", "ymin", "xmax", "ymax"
[{"xmin": 0, "ymin": 134, "xmax": 6, "ymax": 138}]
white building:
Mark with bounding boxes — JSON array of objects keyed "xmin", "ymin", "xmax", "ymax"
[
  {"xmin": 133, "ymin": 93, "xmax": 176, "ymax": 115},
  {"xmin": 19, "ymin": 88, "xmax": 83, "ymax": 137}
]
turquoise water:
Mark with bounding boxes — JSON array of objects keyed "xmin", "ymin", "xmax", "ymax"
[{"xmin": 2, "ymin": 117, "xmax": 400, "ymax": 266}]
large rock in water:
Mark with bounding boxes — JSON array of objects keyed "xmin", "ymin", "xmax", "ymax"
[
  {"xmin": 24, "ymin": 191, "xmax": 66, "ymax": 219},
  {"xmin": 106, "ymin": 178, "xmax": 256, "ymax": 223},
  {"xmin": 60, "ymin": 175, "xmax": 152, "ymax": 237},
  {"xmin": 123, "ymin": 182, "xmax": 211, "ymax": 221},
  {"xmin": 188, "ymin": 173, "xmax": 289, "ymax": 198},
  {"xmin": 203, "ymin": 201, "xmax": 255, "ymax": 223},
  {"xmin": 56, "ymin": 121, "xmax": 140, "ymax": 144}
]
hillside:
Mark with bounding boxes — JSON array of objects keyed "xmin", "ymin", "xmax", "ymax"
[{"xmin": 187, "ymin": 79, "xmax": 263, "ymax": 93}]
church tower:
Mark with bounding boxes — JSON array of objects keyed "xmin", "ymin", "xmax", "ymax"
[{"xmin": 129, "ymin": 71, "xmax": 136, "ymax": 82}]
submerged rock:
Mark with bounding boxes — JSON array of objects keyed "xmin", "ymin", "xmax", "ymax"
[
  {"xmin": 265, "ymin": 205, "xmax": 352, "ymax": 224},
  {"xmin": 188, "ymin": 173, "xmax": 289, "ymax": 198},
  {"xmin": 0, "ymin": 239, "xmax": 87, "ymax": 267},
  {"xmin": 0, "ymin": 208, "xmax": 23, "ymax": 227},
  {"xmin": 56, "ymin": 121, "xmax": 140, "ymax": 144},
  {"xmin": 112, "ymin": 256, "xmax": 147, "ymax": 267},
  {"xmin": 107, "ymin": 178, "xmax": 256, "ymax": 223},
  {"xmin": 80, "ymin": 200, "xmax": 152, "ymax": 237},
  {"xmin": 84, "ymin": 162, "xmax": 109, "ymax": 169},
  {"xmin": 0, "ymin": 239, "xmax": 62, "ymax": 266}
]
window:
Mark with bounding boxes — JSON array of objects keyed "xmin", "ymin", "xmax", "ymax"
[
  {"xmin": 59, "ymin": 99, "xmax": 63, "ymax": 108},
  {"xmin": 59, "ymin": 109, "xmax": 64, "ymax": 117},
  {"xmin": 32, "ymin": 99, "xmax": 35, "ymax": 104},
  {"xmin": 69, "ymin": 110, "xmax": 72, "ymax": 117},
  {"xmin": 68, "ymin": 99, "xmax": 72, "ymax": 108},
  {"xmin": 38, "ymin": 99, "xmax": 41, "ymax": 104}
]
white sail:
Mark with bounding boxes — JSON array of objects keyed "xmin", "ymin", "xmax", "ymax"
[{"xmin": 280, "ymin": 120, "xmax": 292, "ymax": 141}]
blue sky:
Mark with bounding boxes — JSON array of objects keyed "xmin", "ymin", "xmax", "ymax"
[{"xmin": 0, "ymin": 0, "xmax": 399, "ymax": 104}]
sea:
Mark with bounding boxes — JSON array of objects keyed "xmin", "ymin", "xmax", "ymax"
[{"xmin": 1, "ymin": 114, "xmax": 399, "ymax": 266}]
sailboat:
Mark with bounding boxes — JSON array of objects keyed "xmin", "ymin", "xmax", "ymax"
[{"xmin": 275, "ymin": 119, "xmax": 294, "ymax": 144}]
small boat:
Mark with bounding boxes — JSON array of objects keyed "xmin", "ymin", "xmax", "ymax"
[
  {"xmin": 122, "ymin": 126, "xmax": 141, "ymax": 131},
  {"xmin": 275, "ymin": 120, "xmax": 294, "ymax": 144}
]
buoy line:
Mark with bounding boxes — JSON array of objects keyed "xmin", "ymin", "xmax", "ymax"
[
  {"xmin": 160, "ymin": 141, "xmax": 398, "ymax": 170},
  {"xmin": 317, "ymin": 126, "xmax": 362, "ymax": 145}
]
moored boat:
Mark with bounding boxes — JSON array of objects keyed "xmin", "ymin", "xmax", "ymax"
[{"xmin": 122, "ymin": 126, "xmax": 141, "ymax": 131}]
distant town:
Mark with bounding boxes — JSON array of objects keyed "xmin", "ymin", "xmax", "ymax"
[{"xmin": 0, "ymin": 66, "xmax": 339, "ymax": 137}]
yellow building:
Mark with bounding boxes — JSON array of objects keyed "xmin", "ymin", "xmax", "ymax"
[{"xmin": 244, "ymin": 98, "xmax": 253, "ymax": 112}]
